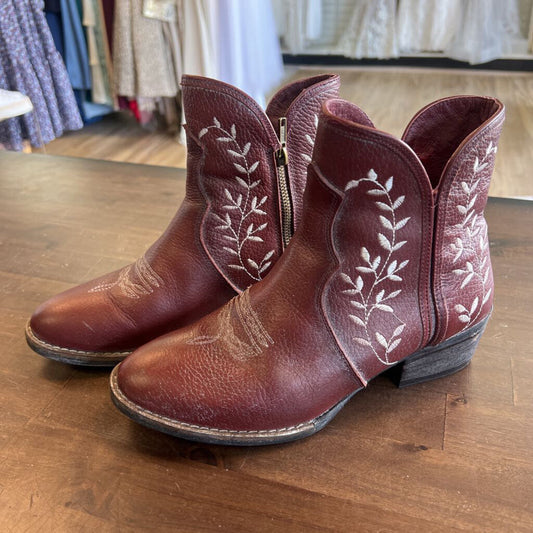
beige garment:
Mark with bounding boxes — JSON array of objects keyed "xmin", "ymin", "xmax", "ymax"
[
  {"xmin": 528, "ymin": 2, "xmax": 533, "ymax": 53},
  {"xmin": 162, "ymin": 13, "xmax": 183, "ymax": 89},
  {"xmin": 113, "ymin": 0, "xmax": 178, "ymax": 97},
  {"xmin": 178, "ymin": 0, "xmax": 217, "ymax": 78},
  {"xmin": 172, "ymin": 0, "xmax": 217, "ymax": 142},
  {"xmin": 397, "ymin": 0, "xmax": 461, "ymax": 53},
  {"xmin": 82, "ymin": 0, "xmax": 116, "ymax": 106},
  {"xmin": 82, "ymin": 0, "xmax": 106, "ymax": 103},
  {"xmin": 98, "ymin": 0, "xmax": 117, "ymax": 108}
]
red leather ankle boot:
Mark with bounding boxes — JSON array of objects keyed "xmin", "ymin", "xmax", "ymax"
[
  {"xmin": 26, "ymin": 74, "xmax": 340, "ymax": 365},
  {"xmin": 111, "ymin": 95, "xmax": 504, "ymax": 445}
]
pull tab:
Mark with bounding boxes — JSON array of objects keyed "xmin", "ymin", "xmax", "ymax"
[{"xmin": 275, "ymin": 117, "xmax": 288, "ymax": 166}]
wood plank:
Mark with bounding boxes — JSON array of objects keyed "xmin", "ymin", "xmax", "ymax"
[
  {"xmin": 0, "ymin": 152, "xmax": 532, "ymax": 531},
  {"xmin": 0, "ymin": 422, "xmax": 444, "ymax": 533},
  {"xmin": 220, "ymin": 434, "xmax": 533, "ymax": 532},
  {"xmin": 35, "ymin": 111, "xmax": 188, "ymax": 168},
  {"xmin": 512, "ymin": 355, "xmax": 533, "ymax": 407}
]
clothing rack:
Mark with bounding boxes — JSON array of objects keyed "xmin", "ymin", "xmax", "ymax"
[
  {"xmin": 0, "ymin": 0, "xmax": 284, "ymax": 150},
  {"xmin": 276, "ymin": 0, "xmax": 533, "ymax": 67}
]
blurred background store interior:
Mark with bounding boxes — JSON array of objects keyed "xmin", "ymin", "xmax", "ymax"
[{"xmin": 1, "ymin": 0, "xmax": 532, "ymax": 199}]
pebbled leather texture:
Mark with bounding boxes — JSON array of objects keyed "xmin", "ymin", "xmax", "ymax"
[
  {"xmin": 182, "ymin": 74, "xmax": 340, "ymax": 291},
  {"xmin": 30, "ymin": 134, "xmax": 236, "ymax": 353},
  {"xmin": 407, "ymin": 97, "xmax": 505, "ymax": 343},
  {"xmin": 117, "ymin": 169, "xmax": 362, "ymax": 431},
  {"xmin": 317, "ymin": 100, "xmax": 434, "ymax": 384},
  {"xmin": 28, "ymin": 74, "xmax": 339, "ymax": 357},
  {"xmin": 114, "ymin": 94, "xmax": 504, "ymax": 435}
]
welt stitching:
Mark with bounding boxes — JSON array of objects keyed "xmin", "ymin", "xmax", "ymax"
[
  {"xmin": 26, "ymin": 323, "xmax": 131, "ymax": 355},
  {"xmin": 113, "ymin": 372, "xmax": 309, "ymax": 435}
]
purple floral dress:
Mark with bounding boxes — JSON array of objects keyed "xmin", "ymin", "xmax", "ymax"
[{"xmin": 0, "ymin": 0, "xmax": 82, "ymax": 150}]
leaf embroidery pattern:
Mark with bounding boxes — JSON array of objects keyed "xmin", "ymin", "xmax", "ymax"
[
  {"xmin": 89, "ymin": 255, "xmax": 163, "ymax": 299},
  {"xmin": 341, "ymin": 169, "xmax": 410, "ymax": 366},
  {"xmin": 300, "ymin": 114, "xmax": 319, "ymax": 164},
  {"xmin": 199, "ymin": 119, "xmax": 274, "ymax": 282},
  {"xmin": 451, "ymin": 141, "xmax": 497, "ymax": 328}
]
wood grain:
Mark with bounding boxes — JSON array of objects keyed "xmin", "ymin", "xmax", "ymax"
[
  {"xmin": 35, "ymin": 67, "xmax": 533, "ymax": 198},
  {"xmin": 35, "ymin": 111, "xmax": 188, "ymax": 168},
  {"xmin": 0, "ymin": 152, "xmax": 532, "ymax": 532}
]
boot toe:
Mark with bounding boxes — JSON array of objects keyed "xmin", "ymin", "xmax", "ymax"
[
  {"xmin": 29, "ymin": 289, "xmax": 103, "ymax": 353},
  {"xmin": 26, "ymin": 274, "xmax": 137, "ymax": 364},
  {"xmin": 113, "ymin": 327, "xmax": 278, "ymax": 436},
  {"xmin": 111, "ymin": 300, "xmax": 357, "ymax": 440},
  {"xmin": 114, "ymin": 333, "xmax": 232, "ymax": 429}
]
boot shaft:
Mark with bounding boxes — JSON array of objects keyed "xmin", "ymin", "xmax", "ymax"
[
  {"xmin": 301, "ymin": 96, "xmax": 504, "ymax": 383},
  {"xmin": 404, "ymin": 97, "xmax": 504, "ymax": 343},
  {"xmin": 181, "ymin": 74, "xmax": 340, "ymax": 293}
]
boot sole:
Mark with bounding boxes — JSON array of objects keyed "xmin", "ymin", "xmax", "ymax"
[
  {"xmin": 109, "ymin": 316, "xmax": 489, "ymax": 446},
  {"xmin": 25, "ymin": 321, "xmax": 131, "ymax": 367}
]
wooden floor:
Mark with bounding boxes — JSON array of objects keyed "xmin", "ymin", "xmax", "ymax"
[
  {"xmin": 37, "ymin": 67, "xmax": 533, "ymax": 198},
  {"xmin": 1, "ymin": 152, "xmax": 532, "ymax": 532}
]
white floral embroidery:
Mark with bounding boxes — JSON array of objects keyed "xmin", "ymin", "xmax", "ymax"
[
  {"xmin": 341, "ymin": 169, "xmax": 410, "ymax": 366},
  {"xmin": 199, "ymin": 118, "xmax": 274, "ymax": 282},
  {"xmin": 185, "ymin": 289, "xmax": 273, "ymax": 360},
  {"xmin": 300, "ymin": 114, "xmax": 318, "ymax": 164},
  {"xmin": 89, "ymin": 255, "xmax": 163, "ymax": 299},
  {"xmin": 451, "ymin": 141, "xmax": 497, "ymax": 328}
]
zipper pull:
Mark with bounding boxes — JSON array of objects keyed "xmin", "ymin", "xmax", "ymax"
[
  {"xmin": 275, "ymin": 117, "xmax": 288, "ymax": 167},
  {"xmin": 274, "ymin": 116, "xmax": 293, "ymax": 249}
]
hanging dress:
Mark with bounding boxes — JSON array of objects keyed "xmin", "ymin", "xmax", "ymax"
[
  {"xmin": 113, "ymin": 0, "xmax": 178, "ymax": 98},
  {"xmin": 445, "ymin": 0, "xmax": 524, "ymax": 64},
  {"xmin": 0, "ymin": 0, "xmax": 82, "ymax": 150},
  {"xmin": 273, "ymin": 0, "xmax": 323, "ymax": 54},
  {"xmin": 397, "ymin": 0, "xmax": 461, "ymax": 53},
  {"xmin": 337, "ymin": 0, "xmax": 398, "ymax": 59},
  {"xmin": 215, "ymin": 0, "xmax": 284, "ymax": 107}
]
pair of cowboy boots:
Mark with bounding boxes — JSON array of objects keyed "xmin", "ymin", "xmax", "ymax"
[{"xmin": 26, "ymin": 74, "xmax": 505, "ymax": 445}]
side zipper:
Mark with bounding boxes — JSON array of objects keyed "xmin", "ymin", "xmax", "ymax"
[{"xmin": 275, "ymin": 117, "xmax": 294, "ymax": 249}]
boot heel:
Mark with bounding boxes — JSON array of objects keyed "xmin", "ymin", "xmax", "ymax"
[{"xmin": 394, "ymin": 315, "xmax": 490, "ymax": 388}]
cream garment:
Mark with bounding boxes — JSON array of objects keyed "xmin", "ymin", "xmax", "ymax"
[
  {"xmin": 337, "ymin": 0, "xmax": 398, "ymax": 59},
  {"xmin": 445, "ymin": 0, "xmax": 524, "ymax": 64},
  {"xmin": 178, "ymin": 0, "xmax": 217, "ymax": 78},
  {"xmin": 113, "ymin": 0, "xmax": 178, "ymax": 97},
  {"xmin": 397, "ymin": 0, "xmax": 461, "ymax": 53},
  {"xmin": 529, "ymin": 7, "xmax": 533, "ymax": 53},
  {"xmin": 82, "ymin": 0, "xmax": 115, "ymax": 105},
  {"xmin": 273, "ymin": 0, "xmax": 323, "ymax": 54},
  {"xmin": 174, "ymin": 0, "xmax": 217, "ymax": 142},
  {"xmin": 215, "ymin": 0, "xmax": 284, "ymax": 108}
]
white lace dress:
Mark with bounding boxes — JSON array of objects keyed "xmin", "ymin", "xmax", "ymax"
[
  {"xmin": 336, "ymin": 0, "xmax": 398, "ymax": 59},
  {"xmin": 397, "ymin": 0, "xmax": 461, "ymax": 53},
  {"xmin": 445, "ymin": 0, "xmax": 524, "ymax": 64}
]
